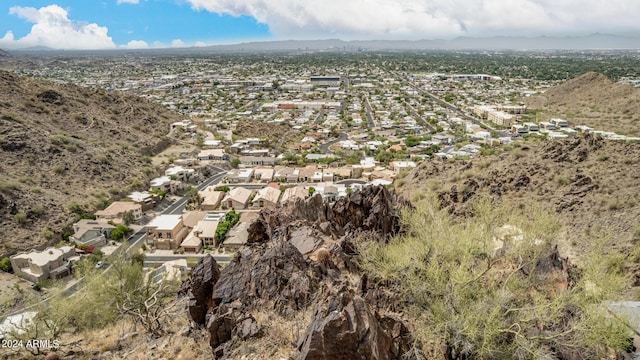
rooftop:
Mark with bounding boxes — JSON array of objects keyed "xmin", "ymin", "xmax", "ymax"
[{"xmin": 146, "ymin": 214, "xmax": 183, "ymax": 231}]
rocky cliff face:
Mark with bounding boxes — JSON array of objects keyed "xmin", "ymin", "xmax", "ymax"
[{"xmin": 180, "ymin": 185, "xmax": 418, "ymax": 359}]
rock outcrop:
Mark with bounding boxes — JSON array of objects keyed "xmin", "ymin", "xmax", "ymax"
[
  {"xmin": 248, "ymin": 185, "xmax": 407, "ymax": 243},
  {"xmin": 297, "ymin": 291, "xmax": 414, "ymax": 360},
  {"xmin": 211, "ymin": 241, "xmax": 321, "ymax": 316},
  {"xmin": 180, "ymin": 255, "xmax": 221, "ymax": 325},
  {"xmin": 180, "ymin": 185, "xmax": 413, "ymax": 359}
]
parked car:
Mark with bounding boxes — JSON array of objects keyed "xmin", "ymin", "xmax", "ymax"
[{"xmin": 95, "ymin": 261, "xmax": 104, "ymax": 269}]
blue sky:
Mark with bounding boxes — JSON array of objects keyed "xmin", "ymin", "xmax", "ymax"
[{"xmin": 1, "ymin": 1, "xmax": 639, "ymax": 50}]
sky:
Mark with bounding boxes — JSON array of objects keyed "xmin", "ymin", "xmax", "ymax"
[{"xmin": 0, "ymin": 1, "xmax": 639, "ymax": 50}]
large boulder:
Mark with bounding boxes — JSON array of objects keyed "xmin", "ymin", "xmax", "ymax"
[
  {"xmin": 297, "ymin": 291, "xmax": 415, "ymax": 360},
  {"xmin": 180, "ymin": 255, "xmax": 221, "ymax": 325},
  {"xmin": 211, "ymin": 241, "xmax": 318, "ymax": 316}
]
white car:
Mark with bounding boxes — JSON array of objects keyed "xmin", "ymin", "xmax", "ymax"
[{"xmin": 95, "ymin": 261, "xmax": 104, "ymax": 269}]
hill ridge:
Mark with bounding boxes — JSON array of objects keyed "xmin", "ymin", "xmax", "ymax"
[{"xmin": 0, "ymin": 70, "xmax": 181, "ymax": 257}]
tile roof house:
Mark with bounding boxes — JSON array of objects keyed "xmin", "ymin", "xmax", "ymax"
[
  {"xmin": 252, "ymin": 187, "xmax": 282, "ymax": 209},
  {"xmin": 94, "ymin": 201, "xmax": 142, "ymax": 225},
  {"xmin": 223, "ymin": 187, "xmax": 253, "ymax": 210},
  {"xmin": 197, "ymin": 188, "xmax": 225, "ymax": 211}
]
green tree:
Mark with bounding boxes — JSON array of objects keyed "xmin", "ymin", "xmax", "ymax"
[
  {"xmin": 111, "ymin": 224, "xmax": 131, "ymax": 241},
  {"xmin": 230, "ymin": 158, "xmax": 241, "ymax": 168},
  {"xmin": 0, "ymin": 257, "xmax": 12, "ymax": 272},
  {"xmin": 214, "ymin": 185, "xmax": 230, "ymax": 192},
  {"xmin": 308, "ymin": 187, "xmax": 316, "ymax": 196}
]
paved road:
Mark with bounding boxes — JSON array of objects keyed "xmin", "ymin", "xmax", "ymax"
[
  {"xmin": 274, "ymin": 129, "xmax": 294, "ymax": 152},
  {"xmin": 336, "ymin": 179, "xmax": 367, "ymax": 186},
  {"xmin": 405, "ymin": 81, "xmax": 495, "ymax": 131},
  {"xmin": 166, "ymin": 167, "xmax": 226, "ymax": 215},
  {"xmin": 314, "ymin": 109, "xmax": 325, "ymax": 125},
  {"xmin": 144, "ymin": 253, "xmax": 232, "ymax": 268},
  {"xmin": 363, "ymin": 95, "xmax": 376, "ymax": 128},
  {"xmin": 404, "ymin": 101, "xmax": 436, "ymax": 133},
  {"xmin": 319, "ymin": 132, "xmax": 347, "ymax": 154}
]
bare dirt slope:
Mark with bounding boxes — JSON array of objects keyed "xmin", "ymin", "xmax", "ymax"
[
  {"xmin": 0, "ymin": 70, "xmax": 182, "ymax": 257},
  {"xmin": 526, "ymin": 72, "xmax": 640, "ymax": 136},
  {"xmin": 397, "ymin": 136, "xmax": 640, "ymax": 269},
  {"xmin": 233, "ymin": 119, "xmax": 302, "ymax": 149}
]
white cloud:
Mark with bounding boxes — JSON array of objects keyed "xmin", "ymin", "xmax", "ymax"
[
  {"xmin": 171, "ymin": 39, "xmax": 186, "ymax": 47},
  {"xmin": 0, "ymin": 5, "xmax": 115, "ymax": 49},
  {"xmin": 121, "ymin": 40, "xmax": 149, "ymax": 49},
  {"xmin": 117, "ymin": 0, "xmax": 140, "ymax": 4},
  {"xmin": 185, "ymin": 0, "xmax": 640, "ymax": 38}
]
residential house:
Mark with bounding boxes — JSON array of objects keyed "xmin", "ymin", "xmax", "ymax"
[
  {"xmin": 253, "ymin": 167, "xmax": 274, "ymax": 183},
  {"xmin": 223, "ymin": 187, "xmax": 253, "ymax": 210},
  {"xmin": 170, "ymin": 120, "xmax": 197, "ymax": 133},
  {"xmin": 198, "ymin": 188, "xmax": 224, "ymax": 211},
  {"xmin": 240, "ymin": 156, "xmax": 276, "ymax": 166},
  {"xmin": 322, "ymin": 170, "xmax": 334, "ymax": 182},
  {"xmin": 70, "ymin": 220, "xmax": 115, "ymax": 247},
  {"xmin": 180, "ymin": 230, "xmax": 204, "ymax": 253},
  {"xmin": 280, "ymin": 186, "xmax": 307, "ymax": 204},
  {"xmin": 165, "ymin": 166, "xmax": 195, "ymax": 181},
  {"xmin": 310, "ymin": 171, "xmax": 324, "ymax": 183},
  {"xmin": 390, "ymin": 161, "xmax": 417, "ymax": 174},
  {"xmin": 11, "ymin": 246, "xmax": 77, "ymax": 283},
  {"xmin": 95, "ymin": 201, "xmax": 142, "ymax": 224},
  {"xmin": 328, "ymin": 167, "xmax": 352, "ymax": 180},
  {"xmin": 252, "ymin": 187, "xmax": 281, "ymax": 209},
  {"xmin": 298, "ymin": 166, "xmax": 318, "ymax": 183},
  {"xmin": 223, "ymin": 222, "xmax": 249, "ymax": 250},
  {"xmin": 181, "ymin": 211, "xmax": 208, "ymax": 229},
  {"xmin": 150, "ymin": 176, "xmax": 183, "ymax": 193},
  {"xmin": 145, "ymin": 215, "xmax": 188, "ymax": 250},
  {"xmin": 287, "ymin": 169, "xmax": 300, "ymax": 183},
  {"xmin": 189, "ymin": 219, "xmax": 220, "ymax": 247},
  {"xmin": 128, "ymin": 191, "xmax": 160, "ymax": 211},
  {"xmin": 552, "ymin": 118, "xmax": 569, "ymax": 128},
  {"xmin": 291, "ymin": 142, "xmax": 313, "ymax": 151},
  {"xmin": 226, "ymin": 169, "xmax": 254, "ymax": 183},
  {"xmin": 306, "ymin": 154, "xmax": 335, "ymax": 162},
  {"xmin": 323, "ymin": 185, "xmax": 339, "ymax": 202},
  {"xmin": 198, "ymin": 149, "xmax": 227, "ymax": 161}
]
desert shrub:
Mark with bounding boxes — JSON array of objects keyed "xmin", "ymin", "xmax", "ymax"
[
  {"xmin": 14, "ymin": 212, "xmax": 28, "ymax": 224},
  {"xmin": 359, "ymin": 195, "xmax": 630, "ymax": 358},
  {"xmin": 0, "ymin": 257, "xmax": 12, "ymax": 273},
  {"xmin": 554, "ymin": 174, "xmax": 570, "ymax": 186},
  {"xmin": 0, "ymin": 181, "xmax": 21, "ymax": 194}
]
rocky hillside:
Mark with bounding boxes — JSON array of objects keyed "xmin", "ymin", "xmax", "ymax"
[
  {"xmin": 398, "ymin": 135, "xmax": 640, "ymax": 273},
  {"xmin": 179, "ymin": 185, "xmax": 415, "ymax": 359},
  {"xmin": 8, "ymin": 181, "xmax": 632, "ymax": 359},
  {"xmin": 526, "ymin": 72, "xmax": 640, "ymax": 136},
  {"xmin": 0, "ymin": 70, "xmax": 181, "ymax": 257}
]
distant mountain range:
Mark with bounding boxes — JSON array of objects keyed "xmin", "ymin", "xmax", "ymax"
[
  {"xmin": 202, "ymin": 34, "xmax": 640, "ymax": 52},
  {"xmin": 4, "ymin": 34, "xmax": 640, "ymax": 55}
]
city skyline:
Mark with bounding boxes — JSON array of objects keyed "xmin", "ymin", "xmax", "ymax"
[{"xmin": 1, "ymin": 1, "xmax": 639, "ymax": 50}]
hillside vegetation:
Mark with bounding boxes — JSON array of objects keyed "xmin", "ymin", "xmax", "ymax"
[
  {"xmin": 397, "ymin": 135, "xmax": 640, "ymax": 279},
  {"xmin": 0, "ymin": 70, "xmax": 182, "ymax": 257},
  {"xmin": 526, "ymin": 72, "xmax": 640, "ymax": 136}
]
